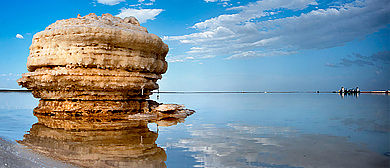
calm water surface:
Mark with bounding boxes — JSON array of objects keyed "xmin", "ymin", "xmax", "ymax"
[{"xmin": 0, "ymin": 92, "xmax": 389, "ymax": 167}]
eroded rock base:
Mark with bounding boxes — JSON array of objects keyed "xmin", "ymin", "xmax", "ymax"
[
  {"xmin": 33, "ymin": 100, "xmax": 195, "ymax": 129},
  {"xmin": 34, "ymin": 99, "xmax": 159, "ymax": 116}
]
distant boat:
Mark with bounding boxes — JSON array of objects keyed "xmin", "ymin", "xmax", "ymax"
[{"xmin": 338, "ymin": 86, "xmax": 360, "ymax": 93}]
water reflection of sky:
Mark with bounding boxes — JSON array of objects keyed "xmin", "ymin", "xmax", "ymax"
[
  {"xmin": 165, "ymin": 123, "xmax": 387, "ymax": 168},
  {"xmin": 152, "ymin": 93, "xmax": 389, "ymax": 167},
  {"xmin": 0, "ymin": 92, "xmax": 389, "ymax": 167},
  {"xmin": 0, "ymin": 92, "xmax": 38, "ymax": 140}
]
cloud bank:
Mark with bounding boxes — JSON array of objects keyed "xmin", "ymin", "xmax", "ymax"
[
  {"xmin": 164, "ymin": 0, "xmax": 390, "ymax": 60},
  {"xmin": 116, "ymin": 8, "xmax": 164, "ymax": 23},
  {"xmin": 326, "ymin": 51, "xmax": 390, "ymax": 68}
]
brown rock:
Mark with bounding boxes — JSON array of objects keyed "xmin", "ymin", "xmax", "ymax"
[{"xmin": 154, "ymin": 104, "xmax": 184, "ymax": 113}]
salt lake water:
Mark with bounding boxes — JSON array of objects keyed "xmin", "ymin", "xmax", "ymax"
[{"xmin": 0, "ymin": 91, "xmax": 389, "ymax": 167}]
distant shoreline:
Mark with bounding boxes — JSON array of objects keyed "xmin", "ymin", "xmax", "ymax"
[
  {"xmin": 1, "ymin": 89, "xmax": 388, "ymax": 94},
  {"xmin": 2, "ymin": 89, "xmax": 388, "ymax": 94},
  {"xmin": 151, "ymin": 91, "xmax": 389, "ymax": 94},
  {"xmin": 0, "ymin": 89, "xmax": 31, "ymax": 92}
]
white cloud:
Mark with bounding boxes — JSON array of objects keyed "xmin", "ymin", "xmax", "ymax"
[
  {"xmin": 204, "ymin": 0, "xmax": 229, "ymax": 2},
  {"xmin": 116, "ymin": 8, "xmax": 164, "ymax": 24},
  {"xmin": 96, "ymin": 0, "xmax": 125, "ymax": 5},
  {"xmin": 222, "ymin": 2, "xmax": 231, "ymax": 7},
  {"xmin": 165, "ymin": 0, "xmax": 390, "ymax": 60},
  {"xmin": 204, "ymin": 0, "xmax": 232, "ymax": 7},
  {"xmin": 166, "ymin": 56, "xmax": 185, "ymax": 63},
  {"xmin": 226, "ymin": 50, "xmax": 293, "ymax": 60},
  {"xmin": 138, "ymin": 0, "xmax": 155, "ymax": 2},
  {"xmin": 166, "ymin": 55, "xmax": 196, "ymax": 62},
  {"xmin": 16, "ymin": 34, "xmax": 24, "ymax": 39},
  {"xmin": 0, "ymin": 73, "xmax": 21, "ymax": 77},
  {"xmin": 131, "ymin": 0, "xmax": 155, "ymax": 6}
]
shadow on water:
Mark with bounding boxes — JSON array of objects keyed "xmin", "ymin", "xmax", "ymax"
[{"xmin": 15, "ymin": 99, "xmax": 195, "ymax": 168}]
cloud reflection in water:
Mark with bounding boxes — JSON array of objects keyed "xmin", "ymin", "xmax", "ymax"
[{"xmin": 168, "ymin": 123, "xmax": 389, "ymax": 168}]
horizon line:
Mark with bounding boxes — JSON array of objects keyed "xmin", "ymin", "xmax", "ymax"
[{"xmin": 1, "ymin": 89, "xmax": 388, "ymax": 94}]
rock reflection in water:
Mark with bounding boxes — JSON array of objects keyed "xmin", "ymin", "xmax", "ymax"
[
  {"xmin": 17, "ymin": 100, "xmax": 195, "ymax": 168},
  {"xmin": 19, "ymin": 122, "xmax": 165, "ymax": 168}
]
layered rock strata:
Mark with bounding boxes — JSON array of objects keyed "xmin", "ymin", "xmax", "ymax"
[
  {"xmin": 17, "ymin": 13, "xmax": 168, "ymax": 100},
  {"xmin": 33, "ymin": 102, "xmax": 195, "ymax": 129},
  {"xmin": 33, "ymin": 99, "xmax": 159, "ymax": 116},
  {"xmin": 17, "ymin": 13, "xmax": 195, "ymax": 121}
]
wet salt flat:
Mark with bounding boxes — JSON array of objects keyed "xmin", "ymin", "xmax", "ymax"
[{"xmin": 0, "ymin": 92, "xmax": 389, "ymax": 167}]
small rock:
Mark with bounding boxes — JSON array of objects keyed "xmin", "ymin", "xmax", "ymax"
[{"xmin": 154, "ymin": 104, "xmax": 184, "ymax": 113}]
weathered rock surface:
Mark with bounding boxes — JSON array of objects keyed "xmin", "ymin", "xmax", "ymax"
[
  {"xmin": 17, "ymin": 13, "xmax": 168, "ymax": 100},
  {"xmin": 154, "ymin": 104, "xmax": 184, "ymax": 113},
  {"xmin": 14, "ymin": 13, "xmax": 195, "ymax": 167},
  {"xmin": 33, "ymin": 100, "xmax": 195, "ymax": 129},
  {"xmin": 16, "ymin": 13, "xmax": 195, "ymax": 121}
]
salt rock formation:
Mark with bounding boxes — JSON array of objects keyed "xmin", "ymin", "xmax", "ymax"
[
  {"xmin": 34, "ymin": 99, "xmax": 159, "ymax": 117},
  {"xmin": 17, "ymin": 13, "xmax": 195, "ymax": 120},
  {"xmin": 17, "ymin": 13, "xmax": 168, "ymax": 100}
]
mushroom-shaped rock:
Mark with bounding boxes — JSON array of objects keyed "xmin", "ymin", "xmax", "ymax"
[{"xmin": 17, "ymin": 13, "xmax": 169, "ymax": 100}]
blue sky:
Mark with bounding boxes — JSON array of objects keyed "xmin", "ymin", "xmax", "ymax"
[{"xmin": 0, "ymin": 0, "xmax": 389, "ymax": 91}]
